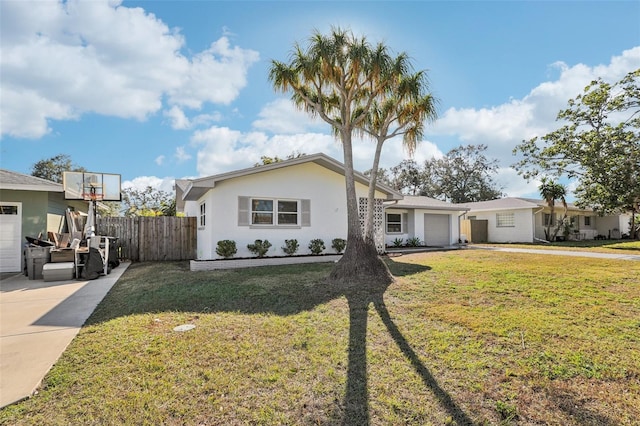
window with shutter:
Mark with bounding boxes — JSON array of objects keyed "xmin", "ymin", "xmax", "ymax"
[{"xmin": 238, "ymin": 196, "xmax": 250, "ymax": 226}]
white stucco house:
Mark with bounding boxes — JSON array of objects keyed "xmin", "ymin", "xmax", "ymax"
[
  {"xmin": 384, "ymin": 196, "xmax": 469, "ymax": 247},
  {"xmin": 177, "ymin": 153, "xmax": 466, "ymax": 260},
  {"xmin": 460, "ymin": 197, "xmax": 632, "ymax": 243}
]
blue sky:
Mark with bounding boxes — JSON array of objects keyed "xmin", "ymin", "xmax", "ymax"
[{"xmin": 1, "ymin": 0, "xmax": 639, "ymax": 198}]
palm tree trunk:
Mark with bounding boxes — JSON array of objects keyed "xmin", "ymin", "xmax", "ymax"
[
  {"xmin": 330, "ymin": 130, "xmax": 393, "ymax": 286},
  {"xmin": 364, "ymin": 137, "xmax": 385, "ymax": 244}
]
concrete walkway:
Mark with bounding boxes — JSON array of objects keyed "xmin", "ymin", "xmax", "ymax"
[
  {"xmin": 0, "ymin": 262, "xmax": 130, "ymax": 408},
  {"xmin": 469, "ymin": 245, "xmax": 640, "ymax": 261}
]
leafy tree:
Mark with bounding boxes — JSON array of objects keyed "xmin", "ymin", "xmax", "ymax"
[
  {"xmin": 270, "ymin": 27, "xmax": 409, "ymax": 285},
  {"xmin": 31, "ymin": 154, "xmax": 86, "ymax": 183},
  {"xmin": 514, "ymin": 69, "xmax": 640, "ymax": 238},
  {"xmin": 390, "ymin": 159, "xmax": 423, "ymax": 195},
  {"xmin": 253, "ymin": 151, "xmax": 306, "ymax": 167},
  {"xmin": 363, "ymin": 167, "xmax": 393, "ymax": 187},
  {"xmin": 97, "ymin": 201, "xmax": 122, "ymax": 217},
  {"xmin": 121, "ymin": 186, "xmax": 175, "ymax": 217},
  {"xmin": 423, "ymin": 144, "xmax": 503, "ymax": 202},
  {"xmin": 538, "ymin": 177, "xmax": 568, "ymax": 241}
]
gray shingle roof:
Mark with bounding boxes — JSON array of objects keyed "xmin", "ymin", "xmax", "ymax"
[
  {"xmin": 460, "ymin": 197, "xmax": 591, "ymax": 212},
  {"xmin": 390, "ymin": 195, "xmax": 469, "ymax": 211},
  {"xmin": 0, "ymin": 169, "xmax": 63, "ymax": 192}
]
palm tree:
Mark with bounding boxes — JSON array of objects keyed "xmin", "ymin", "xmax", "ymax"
[
  {"xmin": 361, "ymin": 68, "xmax": 438, "ymax": 244},
  {"xmin": 269, "ymin": 27, "xmax": 400, "ymax": 285},
  {"xmin": 539, "ymin": 177, "xmax": 568, "ymax": 241}
]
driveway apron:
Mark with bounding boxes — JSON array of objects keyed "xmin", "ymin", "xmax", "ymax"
[
  {"xmin": 0, "ymin": 262, "xmax": 130, "ymax": 408},
  {"xmin": 470, "ymin": 245, "xmax": 640, "ymax": 261}
]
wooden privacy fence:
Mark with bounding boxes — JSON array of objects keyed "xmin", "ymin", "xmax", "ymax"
[
  {"xmin": 460, "ymin": 219, "xmax": 488, "ymax": 243},
  {"xmin": 97, "ymin": 216, "xmax": 197, "ymax": 262}
]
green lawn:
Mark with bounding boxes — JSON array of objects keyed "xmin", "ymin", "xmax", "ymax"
[{"xmin": 2, "ymin": 250, "xmax": 639, "ymax": 425}]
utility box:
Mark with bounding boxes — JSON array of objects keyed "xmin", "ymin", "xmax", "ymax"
[
  {"xmin": 43, "ymin": 262, "xmax": 75, "ymax": 282},
  {"xmin": 25, "ymin": 247, "xmax": 52, "ymax": 280}
]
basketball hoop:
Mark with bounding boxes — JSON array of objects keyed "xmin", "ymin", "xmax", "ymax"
[{"xmin": 83, "ymin": 183, "xmax": 104, "ymax": 202}]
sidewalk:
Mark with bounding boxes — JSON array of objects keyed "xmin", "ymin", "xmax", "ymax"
[
  {"xmin": 469, "ymin": 245, "xmax": 640, "ymax": 261},
  {"xmin": 0, "ymin": 262, "xmax": 130, "ymax": 408}
]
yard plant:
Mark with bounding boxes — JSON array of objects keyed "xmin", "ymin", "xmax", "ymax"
[
  {"xmin": 282, "ymin": 239, "xmax": 299, "ymax": 256},
  {"xmin": 247, "ymin": 239, "xmax": 272, "ymax": 258},
  {"xmin": 1, "ymin": 250, "xmax": 638, "ymax": 425},
  {"xmin": 331, "ymin": 238, "xmax": 346, "ymax": 254},
  {"xmin": 215, "ymin": 239, "xmax": 237, "ymax": 258},
  {"xmin": 308, "ymin": 238, "xmax": 325, "ymax": 255}
]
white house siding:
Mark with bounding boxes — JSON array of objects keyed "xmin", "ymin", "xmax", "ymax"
[
  {"xmin": 470, "ymin": 209, "xmax": 534, "ymax": 243},
  {"xmin": 192, "ymin": 162, "xmax": 386, "ymax": 259},
  {"xmin": 596, "ymin": 214, "xmax": 632, "ymax": 238},
  {"xmin": 384, "ymin": 208, "xmax": 460, "ymax": 246}
]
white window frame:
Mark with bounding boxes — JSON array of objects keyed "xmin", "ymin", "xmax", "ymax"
[
  {"xmin": 496, "ymin": 212, "xmax": 515, "ymax": 228},
  {"xmin": 251, "ymin": 198, "xmax": 300, "ymax": 226},
  {"xmin": 199, "ymin": 202, "xmax": 206, "ymax": 227},
  {"xmin": 386, "ymin": 213, "xmax": 403, "ymax": 234},
  {"xmin": 543, "ymin": 213, "xmax": 555, "ymax": 226},
  {"xmin": 584, "ymin": 216, "xmax": 591, "ymax": 226}
]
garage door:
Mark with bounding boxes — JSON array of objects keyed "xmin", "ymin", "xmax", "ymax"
[
  {"xmin": 0, "ymin": 202, "xmax": 22, "ymax": 273},
  {"xmin": 424, "ymin": 214, "xmax": 450, "ymax": 246}
]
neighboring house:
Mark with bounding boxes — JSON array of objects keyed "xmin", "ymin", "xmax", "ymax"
[
  {"xmin": 460, "ymin": 197, "xmax": 632, "ymax": 243},
  {"xmin": 384, "ymin": 196, "xmax": 469, "ymax": 247},
  {"xmin": 0, "ymin": 169, "xmax": 88, "ymax": 273},
  {"xmin": 177, "ymin": 153, "xmax": 404, "ymax": 260}
]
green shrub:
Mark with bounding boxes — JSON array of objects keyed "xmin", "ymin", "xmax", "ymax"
[
  {"xmin": 215, "ymin": 240, "xmax": 237, "ymax": 258},
  {"xmin": 331, "ymin": 238, "xmax": 346, "ymax": 254},
  {"xmin": 282, "ymin": 239, "xmax": 299, "ymax": 256},
  {"xmin": 392, "ymin": 237, "xmax": 404, "ymax": 247},
  {"xmin": 406, "ymin": 237, "xmax": 422, "ymax": 247},
  {"xmin": 308, "ymin": 238, "xmax": 325, "ymax": 255},
  {"xmin": 247, "ymin": 239, "xmax": 272, "ymax": 258}
]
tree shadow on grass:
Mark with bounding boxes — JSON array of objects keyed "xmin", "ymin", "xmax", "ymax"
[{"xmin": 84, "ymin": 259, "xmax": 470, "ymax": 424}]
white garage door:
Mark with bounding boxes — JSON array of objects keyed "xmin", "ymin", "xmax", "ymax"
[
  {"xmin": 0, "ymin": 202, "xmax": 22, "ymax": 273},
  {"xmin": 424, "ymin": 214, "xmax": 450, "ymax": 247}
]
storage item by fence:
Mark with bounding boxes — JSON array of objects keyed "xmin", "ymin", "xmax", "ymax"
[
  {"xmin": 51, "ymin": 248, "xmax": 75, "ymax": 263},
  {"xmin": 25, "ymin": 246, "xmax": 52, "ymax": 280},
  {"xmin": 42, "ymin": 262, "xmax": 75, "ymax": 282}
]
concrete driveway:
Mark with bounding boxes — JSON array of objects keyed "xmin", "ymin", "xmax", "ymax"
[
  {"xmin": 0, "ymin": 262, "xmax": 130, "ymax": 408},
  {"xmin": 469, "ymin": 245, "xmax": 640, "ymax": 261}
]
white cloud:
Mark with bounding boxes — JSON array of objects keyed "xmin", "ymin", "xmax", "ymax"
[
  {"xmin": 175, "ymin": 146, "xmax": 192, "ymax": 163},
  {"xmin": 164, "ymin": 106, "xmax": 191, "ymax": 130},
  {"xmin": 122, "ymin": 175, "xmax": 176, "ymax": 194},
  {"xmin": 190, "ymin": 125, "xmax": 337, "ymax": 176},
  {"xmin": 155, "ymin": 155, "xmax": 165, "ymax": 166},
  {"xmin": 430, "ymin": 46, "xmax": 640, "ymax": 164},
  {"xmin": 252, "ymin": 98, "xmax": 324, "ymax": 134},
  {"xmin": 0, "ymin": 0, "xmax": 259, "ymax": 138},
  {"xmin": 494, "ymin": 167, "xmax": 539, "ymax": 198},
  {"xmin": 167, "ymin": 37, "xmax": 259, "ymax": 109}
]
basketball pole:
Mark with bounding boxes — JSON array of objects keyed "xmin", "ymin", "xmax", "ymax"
[{"xmin": 90, "ymin": 186, "xmax": 98, "ymax": 236}]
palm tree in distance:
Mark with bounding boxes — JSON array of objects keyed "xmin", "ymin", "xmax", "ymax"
[
  {"xmin": 539, "ymin": 177, "xmax": 568, "ymax": 241},
  {"xmin": 270, "ymin": 27, "xmax": 407, "ymax": 286}
]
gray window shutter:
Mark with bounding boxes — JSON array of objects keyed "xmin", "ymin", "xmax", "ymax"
[
  {"xmin": 238, "ymin": 196, "xmax": 250, "ymax": 226},
  {"xmin": 402, "ymin": 213, "xmax": 408, "ymax": 233},
  {"xmin": 301, "ymin": 199, "xmax": 311, "ymax": 226}
]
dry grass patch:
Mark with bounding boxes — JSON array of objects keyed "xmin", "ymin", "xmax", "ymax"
[{"xmin": 1, "ymin": 251, "xmax": 638, "ymax": 425}]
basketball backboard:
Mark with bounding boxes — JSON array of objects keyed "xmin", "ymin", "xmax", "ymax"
[{"xmin": 63, "ymin": 171, "xmax": 121, "ymax": 201}]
